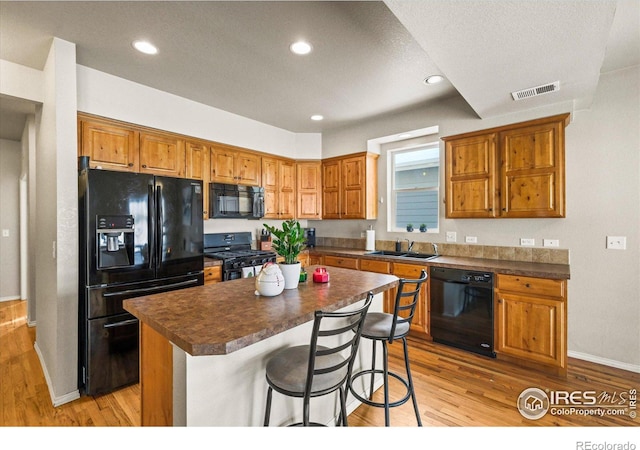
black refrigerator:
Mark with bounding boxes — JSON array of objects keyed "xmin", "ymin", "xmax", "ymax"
[{"xmin": 78, "ymin": 165, "xmax": 204, "ymax": 396}]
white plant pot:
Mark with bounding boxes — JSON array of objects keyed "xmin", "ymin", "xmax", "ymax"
[{"xmin": 279, "ymin": 262, "xmax": 301, "ymax": 289}]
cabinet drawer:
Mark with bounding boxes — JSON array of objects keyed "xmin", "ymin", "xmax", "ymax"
[
  {"xmin": 392, "ymin": 262, "xmax": 427, "ymax": 279},
  {"xmin": 204, "ymin": 266, "xmax": 222, "ymax": 285},
  {"xmin": 323, "ymin": 255, "xmax": 359, "ymax": 270},
  {"xmin": 360, "ymin": 259, "xmax": 391, "ymax": 274},
  {"xmin": 497, "ymin": 274, "xmax": 565, "ymax": 298}
]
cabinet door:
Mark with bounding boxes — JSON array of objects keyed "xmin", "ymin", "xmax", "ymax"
[
  {"xmin": 210, "ymin": 147, "xmax": 236, "ymax": 184},
  {"xmin": 323, "ymin": 255, "xmax": 359, "ymax": 269},
  {"xmin": 499, "ymin": 121, "xmax": 565, "ymax": 218},
  {"xmin": 262, "ymin": 157, "xmax": 279, "ymax": 218},
  {"xmin": 185, "ymin": 141, "xmax": 209, "ymax": 218},
  {"xmin": 391, "ymin": 263, "xmax": 428, "ymax": 337},
  {"xmin": 445, "ymin": 133, "xmax": 497, "ymax": 218},
  {"xmin": 235, "ymin": 151, "xmax": 261, "ymax": 185},
  {"xmin": 296, "ymin": 161, "xmax": 322, "ymax": 219},
  {"xmin": 204, "ymin": 266, "xmax": 222, "ymax": 285},
  {"xmin": 342, "ymin": 156, "xmax": 365, "ymax": 219},
  {"xmin": 322, "ymin": 160, "xmax": 342, "ymax": 219},
  {"xmin": 278, "ymin": 160, "xmax": 296, "ymax": 219},
  {"xmin": 81, "ymin": 120, "xmax": 138, "ymax": 172},
  {"xmin": 139, "ymin": 132, "xmax": 185, "ymax": 177},
  {"xmin": 495, "ymin": 293, "xmax": 565, "ymax": 368}
]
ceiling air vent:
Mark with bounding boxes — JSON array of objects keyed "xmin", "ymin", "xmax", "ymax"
[{"xmin": 511, "ymin": 81, "xmax": 560, "ymax": 101}]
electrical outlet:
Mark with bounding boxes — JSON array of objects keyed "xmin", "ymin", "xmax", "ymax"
[
  {"xmin": 606, "ymin": 236, "xmax": 626, "ymax": 250},
  {"xmin": 446, "ymin": 231, "xmax": 457, "ymax": 242},
  {"xmin": 543, "ymin": 239, "xmax": 559, "ymax": 247},
  {"xmin": 520, "ymin": 238, "xmax": 535, "ymax": 246},
  {"xmin": 1, "ymin": 229, "xmax": 8, "ymax": 237},
  {"xmin": 465, "ymin": 236, "xmax": 477, "ymax": 244}
]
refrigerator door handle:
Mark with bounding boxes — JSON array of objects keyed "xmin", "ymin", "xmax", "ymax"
[
  {"xmin": 101, "ymin": 278, "xmax": 200, "ymax": 298},
  {"xmin": 148, "ymin": 183, "xmax": 156, "ymax": 270},
  {"xmin": 156, "ymin": 185, "xmax": 163, "ymax": 268},
  {"xmin": 103, "ymin": 318, "xmax": 138, "ymax": 329}
]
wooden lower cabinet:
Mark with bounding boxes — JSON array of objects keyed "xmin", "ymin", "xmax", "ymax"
[
  {"xmin": 495, "ymin": 274, "xmax": 567, "ymax": 376},
  {"xmin": 204, "ymin": 266, "xmax": 222, "ymax": 285},
  {"xmin": 390, "ymin": 263, "xmax": 429, "ymax": 338},
  {"xmin": 322, "ymin": 255, "xmax": 359, "ymax": 270},
  {"xmin": 309, "ymin": 253, "xmax": 323, "ymax": 266}
]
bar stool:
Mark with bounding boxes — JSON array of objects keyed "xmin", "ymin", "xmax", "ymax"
[
  {"xmin": 349, "ymin": 270, "xmax": 427, "ymax": 426},
  {"xmin": 263, "ymin": 292, "xmax": 373, "ymax": 426}
]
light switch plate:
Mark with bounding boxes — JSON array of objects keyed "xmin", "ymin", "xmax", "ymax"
[
  {"xmin": 446, "ymin": 231, "xmax": 457, "ymax": 242},
  {"xmin": 543, "ymin": 239, "xmax": 559, "ymax": 247},
  {"xmin": 520, "ymin": 238, "xmax": 535, "ymax": 246},
  {"xmin": 606, "ymin": 236, "xmax": 626, "ymax": 250},
  {"xmin": 1, "ymin": 229, "xmax": 8, "ymax": 237}
]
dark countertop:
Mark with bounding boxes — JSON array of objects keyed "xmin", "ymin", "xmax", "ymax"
[
  {"xmin": 309, "ymin": 247, "xmax": 570, "ymax": 280},
  {"xmin": 123, "ymin": 265, "xmax": 398, "ymax": 356}
]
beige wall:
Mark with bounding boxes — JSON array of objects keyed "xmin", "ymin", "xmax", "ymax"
[
  {"xmin": 315, "ymin": 66, "xmax": 640, "ymax": 370},
  {"xmin": 0, "ymin": 138, "xmax": 21, "ymax": 300}
]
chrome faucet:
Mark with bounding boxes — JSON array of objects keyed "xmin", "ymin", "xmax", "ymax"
[
  {"xmin": 405, "ymin": 239, "xmax": 414, "ymax": 252},
  {"xmin": 433, "ymin": 243, "xmax": 439, "ymax": 256}
]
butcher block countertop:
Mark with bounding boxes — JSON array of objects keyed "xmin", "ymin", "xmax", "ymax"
[
  {"xmin": 123, "ymin": 265, "xmax": 398, "ymax": 357},
  {"xmin": 310, "ymin": 247, "xmax": 570, "ymax": 280}
]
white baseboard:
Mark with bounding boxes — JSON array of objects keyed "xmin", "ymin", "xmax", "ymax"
[
  {"xmin": 33, "ymin": 341, "xmax": 80, "ymax": 407},
  {"xmin": 0, "ymin": 295, "xmax": 21, "ymax": 302},
  {"xmin": 569, "ymin": 350, "xmax": 640, "ymax": 374}
]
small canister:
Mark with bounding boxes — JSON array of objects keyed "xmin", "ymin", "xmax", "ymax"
[{"xmin": 313, "ymin": 267, "xmax": 330, "ymax": 283}]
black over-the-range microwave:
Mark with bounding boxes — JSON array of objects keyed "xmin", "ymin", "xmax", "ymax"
[{"xmin": 210, "ymin": 183, "xmax": 265, "ymax": 219}]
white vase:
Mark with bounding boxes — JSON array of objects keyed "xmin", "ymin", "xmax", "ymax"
[{"xmin": 279, "ymin": 262, "xmax": 301, "ymax": 289}]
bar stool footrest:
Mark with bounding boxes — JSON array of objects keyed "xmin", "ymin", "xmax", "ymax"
[{"xmin": 350, "ymin": 369, "xmax": 411, "ymax": 408}]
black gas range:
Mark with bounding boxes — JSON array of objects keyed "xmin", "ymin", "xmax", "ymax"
[{"xmin": 204, "ymin": 232, "xmax": 277, "ymax": 281}]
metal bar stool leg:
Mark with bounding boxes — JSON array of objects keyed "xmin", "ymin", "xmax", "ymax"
[
  {"xmin": 368, "ymin": 339, "xmax": 377, "ymax": 399},
  {"xmin": 264, "ymin": 386, "xmax": 273, "ymax": 426},
  {"xmin": 382, "ymin": 340, "xmax": 390, "ymax": 427},
  {"xmin": 402, "ymin": 337, "xmax": 422, "ymax": 426}
]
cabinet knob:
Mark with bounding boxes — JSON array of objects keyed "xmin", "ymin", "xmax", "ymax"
[
  {"xmin": 128, "ymin": 163, "xmax": 134, "ymax": 167},
  {"xmin": 142, "ymin": 164, "xmax": 147, "ymax": 168},
  {"xmin": 525, "ymin": 283, "xmax": 531, "ymax": 288}
]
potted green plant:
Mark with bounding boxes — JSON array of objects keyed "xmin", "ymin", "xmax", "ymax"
[
  {"xmin": 263, "ymin": 219, "xmax": 306, "ymax": 289},
  {"xmin": 419, "ymin": 224, "xmax": 427, "ymax": 232},
  {"xmin": 406, "ymin": 223, "xmax": 414, "ymax": 232}
]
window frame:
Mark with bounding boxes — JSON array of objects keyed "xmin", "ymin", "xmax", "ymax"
[{"xmin": 386, "ymin": 142, "xmax": 441, "ymax": 234}]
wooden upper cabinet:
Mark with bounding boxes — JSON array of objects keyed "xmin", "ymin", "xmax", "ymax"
[
  {"xmin": 262, "ymin": 157, "xmax": 296, "ymax": 219},
  {"xmin": 445, "ymin": 133, "xmax": 498, "ymax": 218},
  {"xmin": 442, "ymin": 113, "xmax": 569, "ymax": 219},
  {"xmin": 296, "ymin": 161, "xmax": 322, "ymax": 219},
  {"xmin": 80, "ymin": 118, "xmax": 139, "ymax": 172},
  {"xmin": 211, "ymin": 145, "xmax": 261, "ymax": 186},
  {"xmin": 322, "ymin": 152, "xmax": 378, "ymax": 220},
  {"xmin": 139, "ymin": 132, "xmax": 185, "ymax": 178},
  {"xmin": 500, "ymin": 120, "xmax": 565, "ymax": 218},
  {"xmin": 185, "ymin": 141, "xmax": 210, "ymax": 219},
  {"xmin": 321, "ymin": 159, "xmax": 341, "ymax": 219}
]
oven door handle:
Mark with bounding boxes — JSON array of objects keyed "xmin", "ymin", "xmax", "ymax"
[
  {"xmin": 102, "ymin": 279, "xmax": 199, "ymax": 298},
  {"xmin": 103, "ymin": 318, "xmax": 138, "ymax": 329}
]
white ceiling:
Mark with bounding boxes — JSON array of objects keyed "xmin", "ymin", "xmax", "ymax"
[{"xmin": 0, "ymin": 0, "xmax": 638, "ymax": 141}]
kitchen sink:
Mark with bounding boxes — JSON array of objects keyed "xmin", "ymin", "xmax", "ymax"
[{"xmin": 365, "ymin": 250, "xmax": 438, "ymax": 260}]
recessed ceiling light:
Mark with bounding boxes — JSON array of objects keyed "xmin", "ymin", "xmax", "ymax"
[
  {"xmin": 424, "ymin": 75, "xmax": 444, "ymax": 85},
  {"xmin": 310, "ymin": 115, "xmax": 324, "ymax": 121},
  {"xmin": 290, "ymin": 41, "xmax": 312, "ymax": 55},
  {"xmin": 132, "ymin": 40, "xmax": 158, "ymax": 55}
]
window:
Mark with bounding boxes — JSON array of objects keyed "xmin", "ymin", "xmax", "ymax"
[{"xmin": 389, "ymin": 143, "xmax": 440, "ymax": 232}]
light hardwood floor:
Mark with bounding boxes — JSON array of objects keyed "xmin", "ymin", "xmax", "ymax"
[{"xmin": 2, "ymin": 299, "xmax": 638, "ymax": 428}]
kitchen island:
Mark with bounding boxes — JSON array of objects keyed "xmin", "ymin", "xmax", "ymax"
[{"xmin": 123, "ymin": 265, "xmax": 398, "ymax": 426}]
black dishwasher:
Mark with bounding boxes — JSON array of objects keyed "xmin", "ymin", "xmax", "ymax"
[{"xmin": 429, "ymin": 266, "xmax": 496, "ymax": 357}]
